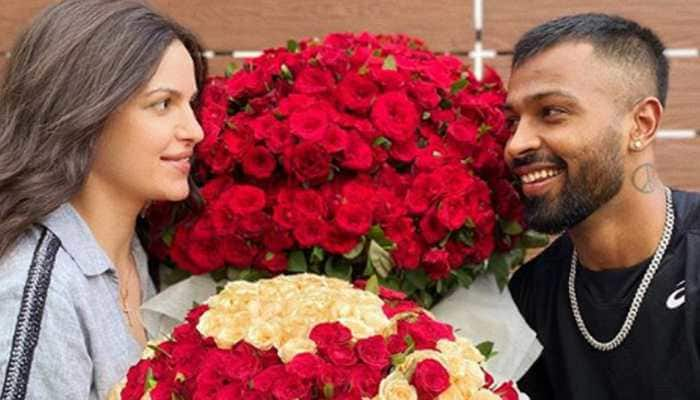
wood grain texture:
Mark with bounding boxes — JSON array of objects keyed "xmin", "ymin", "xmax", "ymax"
[
  {"xmin": 150, "ymin": 0, "xmax": 473, "ymax": 52},
  {"xmin": 0, "ymin": 0, "xmax": 55, "ymax": 51},
  {"xmin": 485, "ymin": 55, "xmax": 700, "ymax": 130},
  {"xmin": 483, "ymin": 1, "xmax": 700, "ymax": 50}
]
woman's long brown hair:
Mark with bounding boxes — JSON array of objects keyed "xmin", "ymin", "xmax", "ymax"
[{"xmin": 0, "ymin": 0, "xmax": 207, "ymax": 260}]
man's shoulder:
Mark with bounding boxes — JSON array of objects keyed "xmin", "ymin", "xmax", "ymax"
[
  {"xmin": 673, "ymin": 190, "xmax": 700, "ymax": 234},
  {"xmin": 515, "ymin": 235, "xmax": 571, "ymax": 279}
]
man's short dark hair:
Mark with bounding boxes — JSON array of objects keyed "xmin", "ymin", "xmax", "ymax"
[{"xmin": 512, "ymin": 13, "xmax": 669, "ymax": 106}]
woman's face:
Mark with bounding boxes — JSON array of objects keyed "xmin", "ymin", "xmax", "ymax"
[{"xmin": 90, "ymin": 40, "xmax": 203, "ymax": 205}]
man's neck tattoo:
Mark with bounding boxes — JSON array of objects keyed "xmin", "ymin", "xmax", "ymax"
[{"xmin": 631, "ymin": 163, "xmax": 657, "ymax": 193}]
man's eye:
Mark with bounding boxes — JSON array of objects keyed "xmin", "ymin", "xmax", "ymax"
[
  {"xmin": 542, "ymin": 107, "xmax": 566, "ymax": 119},
  {"xmin": 506, "ymin": 116, "xmax": 520, "ymax": 132}
]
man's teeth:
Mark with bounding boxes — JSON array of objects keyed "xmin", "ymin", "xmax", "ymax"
[{"xmin": 521, "ymin": 169, "xmax": 562, "ymax": 184}]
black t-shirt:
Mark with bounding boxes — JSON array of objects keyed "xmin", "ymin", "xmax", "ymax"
[{"xmin": 509, "ymin": 190, "xmax": 700, "ymax": 400}]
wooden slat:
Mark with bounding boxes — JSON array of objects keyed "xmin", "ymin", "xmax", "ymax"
[
  {"xmin": 655, "ymin": 138, "xmax": 700, "ymax": 192},
  {"xmin": 485, "ymin": 56, "xmax": 700, "ymax": 130},
  {"xmin": 483, "ymin": 1, "xmax": 700, "ymax": 50},
  {"xmin": 151, "ymin": 0, "xmax": 473, "ymax": 52},
  {"xmin": 0, "ymin": 0, "xmax": 54, "ymax": 51}
]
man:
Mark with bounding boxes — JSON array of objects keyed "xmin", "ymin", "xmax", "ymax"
[{"xmin": 504, "ymin": 13, "xmax": 700, "ymax": 399}]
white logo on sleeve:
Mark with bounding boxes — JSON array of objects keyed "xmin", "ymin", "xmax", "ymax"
[{"xmin": 666, "ymin": 280, "xmax": 686, "ymax": 310}]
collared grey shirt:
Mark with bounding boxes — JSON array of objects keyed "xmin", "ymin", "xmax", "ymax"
[{"xmin": 0, "ymin": 204, "xmax": 155, "ymax": 399}]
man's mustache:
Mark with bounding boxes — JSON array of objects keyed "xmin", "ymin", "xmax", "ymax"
[{"xmin": 511, "ymin": 152, "xmax": 567, "ymax": 169}]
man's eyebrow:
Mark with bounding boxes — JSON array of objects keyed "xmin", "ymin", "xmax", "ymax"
[{"xmin": 504, "ymin": 90, "xmax": 579, "ymax": 111}]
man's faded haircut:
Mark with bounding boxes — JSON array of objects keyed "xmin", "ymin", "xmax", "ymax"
[{"xmin": 512, "ymin": 13, "xmax": 669, "ymax": 107}]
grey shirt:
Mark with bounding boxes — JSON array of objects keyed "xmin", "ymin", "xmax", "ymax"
[{"xmin": 0, "ymin": 204, "xmax": 155, "ymax": 399}]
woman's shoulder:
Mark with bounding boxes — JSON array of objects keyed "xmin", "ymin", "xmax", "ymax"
[{"xmin": 0, "ymin": 224, "xmax": 87, "ymax": 308}]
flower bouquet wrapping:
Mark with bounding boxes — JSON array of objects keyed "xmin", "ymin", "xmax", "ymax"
[
  {"xmin": 117, "ymin": 274, "xmax": 518, "ymax": 399},
  {"xmin": 147, "ymin": 32, "xmax": 547, "ymax": 307}
]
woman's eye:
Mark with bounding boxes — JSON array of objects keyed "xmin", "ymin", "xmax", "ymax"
[
  {"xmin": 505, "ymin": 116, "xmax": 520, "ymax": 132},
  {"xmin": 152, "ymin": 98, "xmax": 171, "ymax": 112}
]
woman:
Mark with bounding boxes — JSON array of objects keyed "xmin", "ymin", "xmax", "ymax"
[{"xmin": 0, "ymin": 0, "xmax": 205, "ymax": 398}]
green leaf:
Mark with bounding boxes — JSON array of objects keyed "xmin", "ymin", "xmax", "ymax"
[
  {"xmin": 325, "ymin": 258, "xmax": 352, "ymax": 281},
  {"xmin": 358, "ymin": 64, "xmax": 369, "ymax": 76},
  {"xmin": 310, "ymin": 246, "xmax": 325, "ymax": 264},
  {"xmin": 476, "ymin": 341, "xmax": 498, "ymax": 361},
  {"xmin": 488, "ymin": 252, "xmax": 510, "ymax": 291},
  {"xmin": 280, "ymin": 64, "xmax": 294, "ymax": 82},
  {"xmin": 239, "ymin": 268, "xmax": 269, "ymax": 282},
  {"xmin": 145, "ymin": 367, "xmax": 157, "ymax": 391},
  {"xmin": 368, "ymin": 240, "xmax": 395, "ymax": 278},
  {"xmin": 391, "ymin": 352, "xmax": 406, "ymax": 366},
  {"xmin": 417, "ymin": 289, "xmax": 434, "ymax": 308},
  {"xmin": 521, "ymin": 230, "xmax": 550, "ymax": 248},
  {"xmin": 343, "ymin": 237, "xmax": 366, "ymax": 259},
  {"xmin": 210, "ymin": 268, "xmax": 228, "ymax": 282},
  {"xmin": 287, "ymin": 39, "xmax": 299, "ymax": 53},
  {"xmin": 478, "ymin": 123, "xmax": 492, "ymax": 137},
  {"xmin": 287, "ymin": 250, "xmax": 308, "ymax": 272},
  {"xmin": 368, "ymin": 225, "xmax": 395, "ymax": 249},
  {"xmin": 456, "ymin": 228, "xmax": 475, "ymax": 247},
  {"xmin": 162, "ymin": 227, "xmax": 174, "ymax": 246},
  {"xmin": 500, "ymin": 219, "xmax": 524, "ymax": 236},
  {"xmin": 382, "ymin": 55, "xmax": 397, "ymax": 71},
  {"xmin": 365, "ymin": 274, "xmax": 380, "ymax": 295},
  {"xmin": 323, "ymin": 383, "xmax": 334, "ymax": 399},
  {"xmin": 439, "ymin": 98, "xmax": 452, "ymax": 109},
  {"xmin": 450, "ymin": 78, "xmax": 469, "ymax": 94},
  {"xmin": 405, "ymin": 269, "xmax": 429, "ymax": 290},
  {"xmin": 451, "ymin": 268, "xmax": 474, "ymax": 289},
  {"xmin": 224, "ymin": 62, "xmax": 238, "ymax": 78},
  {"xmin": 404, "ymin": 335, "xmax": 416, "ymax": 352},
  {"xmin": 373, "ymin": 136, "xmax": 392, "ymax": 149}
]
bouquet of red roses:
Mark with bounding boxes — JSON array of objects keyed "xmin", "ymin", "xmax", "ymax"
[
  {"xmin": 116, "ymin": 274, "xmax": 518, "ymax": 399},
  {"xmin": 150, "ymin": 32, "xmax": 546, "ymax": 306}
]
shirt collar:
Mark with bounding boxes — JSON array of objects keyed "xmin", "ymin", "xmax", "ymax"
[{"xmin": 40, "ymin": 203, "xmax": 113, "ymax": 276}]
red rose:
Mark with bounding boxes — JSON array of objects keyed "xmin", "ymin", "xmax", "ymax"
[
  {"xmin": 286, "ymin": 353, "xmax": 323, "ymax": 379},
  {"xmin": 323, "ymin": 344, "xmax": 358, "ymax": 366},
  {"xmin": 322, "ymin": 125, "xmax": 350, "ymax": 153},
  {"xmin": 120, "ymin": 359, "xmax": 151, "ymax": 400},
  {"xmin": 371, "ymin": 91, "xmax": 419, "ymax": 142},
  {"xmin": 383, "ymin": 299, "xmax": 420, "ymax": 318},
  {"xmin": 309, "ymin": 322, "xmax": 353, "ymax": 349},
  {"xmin": 271, "ymin": 375, "xmax": 312, "ymax": 400},
  {"xmin": 294, "ymin": 67, "xmax": 335, "ymax": 94},
  {"xmin": 293, "ymin": 189, "xmax": 327, "ymax": 220},
  {"xmin": 341, "ymin": 134, "xmax": 373, "ymax": 171},
  {"xmin": 386, "ymin": 334, "xmax": 408, "ymax": 355},
  {"xmin": 408, "ymin": 80, "xmax": 440, "ymax": 109},
  {"xmin": 411, "ymin": 359, "xmax": 450, "ymax": 399},
  {"xmin": 322, "ymin": 224, "xmax": 359, "ymax": 254},
  {"xmin": 286, "ymin": 141, "xmax": 331, "ymax": 184},
  {"xmin": 293, "ymin": 217, "xmax": 328, "ymax": 247},
  {"xmin": 392, "ymin": 237, "xmax": 424, "ymax": 270},
  {"xmin": 242, "ymin": 146, "xmax": 277, "ymax": 179},
  {"xmin": 349, "ymin": 365, "xmax": 382, "ymax": 397},
  {"xmin": 262, "ymin": 226, "xmax": 295, "ymax": 252},
  {"xmin": 337, "ymin": 73, "xmax": 379, "ymax": 112},
  {"xmin": 289, "ymin": 107, "xmax": 329, "ymax": 141},
  {"xmin": 259, "ymin": 251, "xmax": 287, "ymax": 273},
  {"xmin": 355, "ymin": 335, "xmax": 390, "ymax": 370},
  {"xmin": 419, "ymin": 209, "xmax": 449, "ymax": 245},
  {"xmin": 494, "ymin": 381, "xmax": 520, "ymax": 400},
  {"xmin": 222, "ymin": 235, "xmax": 258, "ymax": 268},
  {"xmin": 423, "ymin": 248, "xmax": 451, "ymax": 280},
  {"xmin": 170, "ymin": 222, "xmax": 225, "ymax": 274},
  {"xmin": 334, "ymin": 202, "xmax": 372, "ymax": 236},
  {"xmin": 222, "ymin": 185, "xmax": 266, "ymax": 215},
  {"xmin": 437, "ymin": 194, "xmax": 469, "ymax": 230},
  {"xmin": 251, "ymin": 365, "xmax": 286, "ymax": 393},
  {"xmin": 447, "ymin": 119, "xmax": 479, "ymax": 144}
]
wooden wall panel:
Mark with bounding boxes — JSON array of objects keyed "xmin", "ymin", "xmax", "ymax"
[
  {"xmin": 483, "ymin": 1, "xmax": 700, "ymax": 50},
  {"xmin": 485, "ymin": 56, "xmax": 700, "ymax": 130},
  {"xmin": 151, "ymin": 0, "xmax": 473, "ymax": 52},
  {"xmin": 0, "ymin": 0, "xmax": 54, "ymax": 51},
  {"xmin": 655, "ymin": 138, "xmax": 700, "ymax": 192}
]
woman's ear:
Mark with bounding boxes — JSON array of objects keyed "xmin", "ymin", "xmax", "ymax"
[{"xmin": 628, "ymin": 96, "xmax": 663, "ymax": 152}]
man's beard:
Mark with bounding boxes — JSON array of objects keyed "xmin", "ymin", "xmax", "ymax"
[{"xmin": 521, "ymin": 127, "xmax": 625, "ymax": 234}]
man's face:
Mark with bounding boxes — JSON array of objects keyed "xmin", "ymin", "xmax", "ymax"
[{"xmin": 504, "ymin": 42, "xmax": 628, "ymax": 234}]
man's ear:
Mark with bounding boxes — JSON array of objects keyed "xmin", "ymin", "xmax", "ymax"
[{"xmin": 628, "ymin": 96, "xmax": 663, "ymax": 152}]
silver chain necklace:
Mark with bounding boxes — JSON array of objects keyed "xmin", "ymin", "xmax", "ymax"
[{"xmin": 568, "ymin": 187, "xmax": 674, "ymax": 351}]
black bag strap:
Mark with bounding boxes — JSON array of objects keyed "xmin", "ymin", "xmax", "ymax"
[{"xmin": 1, "ymin": 228, "xmax": 61, "ymax": 400}]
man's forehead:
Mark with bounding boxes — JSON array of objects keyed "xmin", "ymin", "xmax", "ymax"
[{"xmin": 506, "ymin": 42, "xmax": 611, "ymax": 107}]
